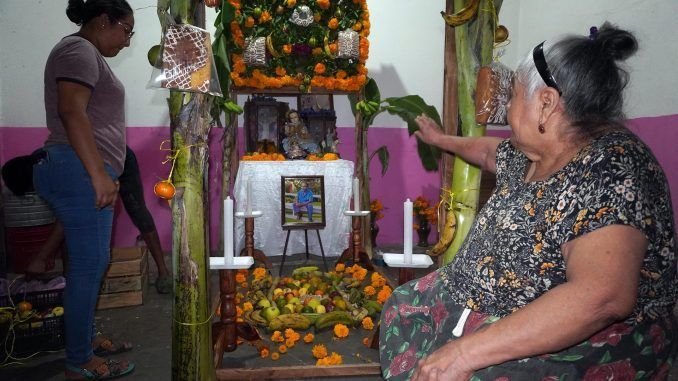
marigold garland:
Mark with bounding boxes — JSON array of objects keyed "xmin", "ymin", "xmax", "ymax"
[{"xmin": 224, "ymin": 0, "xmax": 370, "ymax": 91}]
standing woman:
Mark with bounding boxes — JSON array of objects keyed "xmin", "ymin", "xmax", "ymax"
[{"xmin": 34, "ymin": 0, "xmax": 135, "ymax": 379}]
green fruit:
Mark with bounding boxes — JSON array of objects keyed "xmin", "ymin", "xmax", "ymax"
[
  {"xmin": 147, "ymin": 45, "xmax": 162, "ymax": 69},
  {"xmin": 307, "ymin": 299, "xmax": 321, "ymax": 309},
  {"xmin": 276, "ymin": 298, "xmax": 287, "ymax": 310},
  {"xmin": 309, "ymin": 36, "xmax": 318, "ymax": 47},
  {"xmin": 257, "ymin": 299, "xmax": 271, "ymax": 309},
  {"xmin": 262, "ymin": 306, "xmax": 281, "ymax": 322},
  {"xmin": 281, "ymin": 307, "xmax": 293, "ymax": 315},
  {"xmin": 302, "ymin": 305, "xmax": 315, "ymax": 313},
  {"xmin": 334, "ymin": 8, "xmax": 343, "ymax": 18},
  {"xmin": 253, "ymin": 7, "xmax": 262, "ymax": 18}
]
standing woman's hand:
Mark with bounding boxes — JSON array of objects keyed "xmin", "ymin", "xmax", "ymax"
[
  {"xmin": 414, "ymin": 114, "xmax": 445, "ymax": 145},
  {"xmin": 91, "ymin": 172, "xmax": 119, "ymax": 208},
  {"xmin": 411, "ymin": 340, "xmax": 474, "ymax": 381}
]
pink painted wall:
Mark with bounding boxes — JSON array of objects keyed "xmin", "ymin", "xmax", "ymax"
[{"xmin": 2, "ymin": 113, "xmax": 677, "ymax": 252}]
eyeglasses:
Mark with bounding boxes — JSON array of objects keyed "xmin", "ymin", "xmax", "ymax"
[{"xmin": 116, "ymin": 20, "xmax": 135, "ymax": 39}]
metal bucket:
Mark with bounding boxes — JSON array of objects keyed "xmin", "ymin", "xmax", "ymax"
[{"xmin": 3, "ymin": 190, "xmax": 55, "ymax": 227}]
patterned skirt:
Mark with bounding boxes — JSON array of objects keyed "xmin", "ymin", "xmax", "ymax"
[{"xmin": 379, "ymin": 269, "xmax": 677, "ymax": 380}]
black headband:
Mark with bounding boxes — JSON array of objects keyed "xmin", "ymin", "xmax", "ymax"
[{"xmin": 532, "ymin": 41, "xmax": 562, "ymax": 95}]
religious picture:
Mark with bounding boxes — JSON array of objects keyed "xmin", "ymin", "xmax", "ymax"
[
  {"xmin": 281, "ymin": 176, "xmax": 326, "ymax": 230},
  {"xmin": 281, "ymin": 109, "xmax": 321, "ymax": 159},
  {"xmin": 257, "ymin": 105, "xmax": 279, "ymax": 147}
]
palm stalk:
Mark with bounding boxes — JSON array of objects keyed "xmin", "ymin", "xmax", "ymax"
[
  {"xmin": 159, "ymin": 1, "xmax": 216, "ymax": 380},
  {"xmin": 441, "ymin": 0, "xmax": 501, "ymax": 265}
]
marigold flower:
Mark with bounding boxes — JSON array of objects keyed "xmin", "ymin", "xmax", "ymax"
[
  {"xmin": 371, "ymin": 272, "xmax": 386, "ymax": 288},
  {"xmin": 285, "ymin": 338, "xmax": 296, "ymax": 348},
  {"xmin": 260, "ymin": 348, "xmax": 270, "ymax": 358},
  {"xmin": 235, "ymin": 273, "xmax": 246, "ymax": 283},
  {"xmin": 336, "ymin": 70, "xmax": 347, "ymax": 79},
  {"xmin": 329, "ymin": 43, "xmax": 337, "ymax": 53},
  {"xmin": 328, "ymin": 18, "xmax": 339, "ymax": 30},
  {"xmin": 253, "ymin": 267, "xmax": 267, "ymax": 279},
  {"xmin": 312, "ymin": 344, "xmax": 328, "ymax": 359},
  {"xmin": 377, "ymin": 288, "xmax": 392, "ymax": 304},
  {"xmin": 352, "ymin": 268, "xmax": 367, "ymax": 281},
  {"xmin": 303, "ymin": 333, "xmax": 314, "ymax": 343},
  {"xmin": 353, "ymin": 22, "xmax": 362, "ymax": 31},
  {"xmin": 245, "ymin": 16, "xmax": 255, "ymax": 28},
  {"xmin": 271, "ymin": 330, "xmax": 284, "ymax": 343},
  {"xmin": 317, "ymin": 352, "xmax": 343, "ymax": 366},
  {"xmin": 333, "ymin": 323, "xmax": 349, "ymax": 338},
  {"xmin": 236, "ymin": 306, "xmax": 243, "ymax": 317},
  {"xmin": 283, "ymin": 44, "xmax": 292, "ymax": 54},
  {"xmin": 259, "ymin": 11, "xmax": 272, "ymax": 23},
  {"xmin": 312, "ymin": 47, "xmax": 323, "ymax": 56},
  {"xmin": 275, "ymin": 67, "xmax": 287, "ymax": 76},
  {"xmin": 279, "ymin": 344, "xmax": 287, "ymax": 353},
  {"xmin": 314, "ymin": 63, "xmax": 326, "ymax": 75},
  {"xmin": 284, "ymin": 328, "xmax": 300, "ymax": 341},
  {"xmin": 335, "ymin": 263, "xmax": 345, "ymax": 272},
  {"xmin": 286, "ymin": 0, "xmax": 296, "ymax": 7},
  {"xmin": 362, "ymin": 317, "xmax": 374, "ymax": 330},
  {"xmin": 316, "ymin": 0, "xmax": 330, "ymax": 10},
  {"xmin": 271, "ymin": 352, "xmax": 280, "ymax": 360},
  {"xmin": 362, "ymin": 337, "xmax": 370, "ymax": 346},
  {"xmin": 363, "ymin": 285, "xmax": 376, "ymax": 296}
]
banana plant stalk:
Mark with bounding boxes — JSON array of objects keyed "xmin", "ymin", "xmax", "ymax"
[
  {"xmin": 441, "ymin": 0, "xmax": 502, "ymax": 265},
  {"xmin": 158, "ymin": 1, "xmax": 216, "ymax": 380}
]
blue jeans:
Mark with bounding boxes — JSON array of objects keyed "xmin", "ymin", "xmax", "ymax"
[{"xmin": 33, "ymin": 144, "xmax": 118, "ymax": 366}]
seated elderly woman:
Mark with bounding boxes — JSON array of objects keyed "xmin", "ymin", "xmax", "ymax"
[{"xmin": 380, "ymin": 23, "xmax": 677, "ymax": 380}]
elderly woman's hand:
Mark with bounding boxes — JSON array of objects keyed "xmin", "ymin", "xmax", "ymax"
[
  {"xmin": 414, "ymin": 114, "xmax": 445, "ymax": 145},
  {"xmin": 411, "ymin": 340, "xmax": 474, "ymax": 381}
]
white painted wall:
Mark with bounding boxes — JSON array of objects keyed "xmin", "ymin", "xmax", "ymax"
[{"xmin": 0, "ymin": 0, "xmax": 675, "ymax": 129}]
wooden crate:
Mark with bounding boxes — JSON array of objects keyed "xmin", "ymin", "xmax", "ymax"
[{"xmin": 97, "ymin": 247, "xmax": 148, "ymax": 310}]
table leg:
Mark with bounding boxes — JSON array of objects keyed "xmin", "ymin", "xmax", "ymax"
[
  {"xmin": 219, "ymin": 269, "xmax": 238, "ymax": 352},
  {"xmin": 241, "ymin": 217, "xmax": 271, "ymax": 268}
]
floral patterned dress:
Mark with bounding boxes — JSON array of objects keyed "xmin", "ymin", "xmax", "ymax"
[{"xmin": 380, "ymin": 131, "xmax": 677, "ymax": 380}]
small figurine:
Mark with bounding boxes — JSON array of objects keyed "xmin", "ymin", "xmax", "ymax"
[
  {"xmin": 321, "ymin": 127, "xmax": 340, "ymax": 154},
  {"xmin": 282, "ymin": 110, "xmax": 320, "ymax": 159}
]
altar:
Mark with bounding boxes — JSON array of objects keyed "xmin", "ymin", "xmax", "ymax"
[{"xmin": 233, "ymin": 160, "xmax": 354, "ymax": 257}]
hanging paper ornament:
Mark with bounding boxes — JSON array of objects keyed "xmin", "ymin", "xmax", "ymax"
[
  {"xmin": 337, "ymin": 28, "xmax": 359, "ymax": 59},
  {"xmin": 243, "ymin": 36, "xmax": 267, "ymax": 67},
  {"xmin": 290, "ymin": 5, "xmax": 314, "ymax": 27}
]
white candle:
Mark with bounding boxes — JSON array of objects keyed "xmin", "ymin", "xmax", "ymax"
[
  {"xmin": 246, "ymin": 178, "xmax": 253, "ymax": 215},
  {"xmin": 404, "ymin": 198, "xmax": 413, "ymax": 264},
  {"xmin": 353, "ymin": 177, "xmax": 360, "ymax": 212},
  {"xmin": 224, "ymin": 196, "xmax": 234, "ymax": 264}
]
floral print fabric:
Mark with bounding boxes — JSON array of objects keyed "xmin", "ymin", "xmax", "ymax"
[
  {"xmin": 380, "ymin": 270, "xmax": 676, "ymax": 380},
  {"xmin": 441, "ymin": 131, "xmax": 676, "ymax": 323},
  {"xmin": 379, "ymin": 131, "xmax": 677, "ymax": 380}
]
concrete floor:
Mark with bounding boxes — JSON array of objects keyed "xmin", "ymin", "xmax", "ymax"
[{"xmin": 1, "ymin": 246, "xmax": 677, "ymax": 381}]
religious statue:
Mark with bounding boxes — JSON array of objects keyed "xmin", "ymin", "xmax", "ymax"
[{"xmin": 282, "ymin": 110, "xmax": 320, "ymax": 159}]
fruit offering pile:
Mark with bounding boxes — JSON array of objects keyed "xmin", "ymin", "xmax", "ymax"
[
  {"xmin": 238, "ymin": 264, "xmax": 392, "ymax": 334},
  {"xmin": 0, "ymin": 301, "xmax": 64, "ymax": 331}
]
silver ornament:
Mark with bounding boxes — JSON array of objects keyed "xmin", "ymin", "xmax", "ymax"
[
  {"xmin": 290, "ymin": 5, "xmax": 314, "ymax": 27},
  {"xmin": 337, "ymin": 28, "xmax": 359, "ymax": 59},
  {"xmin": 243, "ymin": 36, "xmax": 266, "ymax": 67}
]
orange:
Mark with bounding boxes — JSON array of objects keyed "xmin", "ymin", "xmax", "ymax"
[{"xmin": 154, "ymin": 180, "xmax": 176, "ymax": 200}]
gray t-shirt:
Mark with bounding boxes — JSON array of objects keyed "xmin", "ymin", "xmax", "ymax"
[{"xmin": 44, "ymin": 35, "xmax": 126, "ymax": 175}]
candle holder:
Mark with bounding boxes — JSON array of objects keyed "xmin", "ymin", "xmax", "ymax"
[
  {"xmin": 235, "ymin": 210, "xmax": 271, "ymax": 269},
  {"xmin": 336, "ymin": 209, "xmax": 374, "ymax": 270}
]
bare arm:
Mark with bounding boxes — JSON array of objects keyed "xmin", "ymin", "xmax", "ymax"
[
  {"xmin": 413, "ymin": 114, "xmax": 503, "ymax": 173},
  {"xmin": 413, "ymin": 224, "xmax": 647, "ymax": 381},
  {"xmin": 57, "ymin": 81, "xmax": 118, "ymax": 208}
]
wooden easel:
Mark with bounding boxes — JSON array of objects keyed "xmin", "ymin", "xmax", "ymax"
[{"xmin": 279, "ymin": 229, "xmax": 328, "ymax": 276}]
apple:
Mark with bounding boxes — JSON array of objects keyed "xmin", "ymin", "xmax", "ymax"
[
  {"xmin": 307, "ymin": 299, "xmax": 321, "ymax": 310},
  {"xmin": 315, "ymin": 305, "xmax": 326, "ymax": 314},
  {"xmin": 299, "ymin": 287, "xmax": 308, "ymax": 297},
  {"xmin": 288, "ymin": 297, "xmax": 300, "ymax": 305},
  {"xmin": 261, "ymin": 306, "xmax": 280, "ymax": 322},
  {"xmin": 257, "ymin": 299, "xmax": 271, "ymax": 309},
  {"xmin": 273, "ymin": 288, "xmax": 284, "ymax": 297}
]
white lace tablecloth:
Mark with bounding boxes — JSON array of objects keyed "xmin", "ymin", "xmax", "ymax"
[{"xmin": 233, "ymin": 160, "xmax": 354, "ymax": 257}]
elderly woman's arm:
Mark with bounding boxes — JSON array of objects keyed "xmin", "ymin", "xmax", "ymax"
[
  {"xmin": 412, "ymin": 224, "xmax": 647, "ymax": 381},
  {"xmin": 414, "ymin": 115, "xmax": 503, "ymax": 173}
]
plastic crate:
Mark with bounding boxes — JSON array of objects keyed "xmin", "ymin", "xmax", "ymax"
[{"xmin": 0, "ymin": 288, "xmax": 65, "ymax": 355}]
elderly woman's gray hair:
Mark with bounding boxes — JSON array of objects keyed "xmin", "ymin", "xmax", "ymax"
[{"xmin": 514, "ymin": 22, "xmax": 638, "ymax": 137}]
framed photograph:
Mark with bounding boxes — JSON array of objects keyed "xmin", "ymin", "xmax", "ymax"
[
  {"xmin": 281, "ymin": 175, "xmax": 326, "ymax": 230},
  {"xmin": 243, "ymin": 96, "xmax": 290, "ymax": 153}
]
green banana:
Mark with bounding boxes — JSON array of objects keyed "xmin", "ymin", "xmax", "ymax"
[
  {"xmin": 268, "ymin": 313, "xmax": 311, "ymax": 331},
  {"xmin": 292, "ymin": 266, "xmax": 319, "ymax": 276},
  {"xmin": 314, "ymin": 310, "xmax": 354, "ymax": 331},
  {"xmin": 301, "ymin": 313, "xmax": 321, "ymax": 324},
  {"xmin": 248, "ymin": 310, "xmax": 269, "ymax": 327},
  {"xmin": 223, "ymin": 100, "xmax": 243, "ymax": 114}
]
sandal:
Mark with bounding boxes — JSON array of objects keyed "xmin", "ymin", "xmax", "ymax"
[
  {"xmin": 92, "ymin": 336, "xmax": 133, "ymax": 356},
  {"xmin": 65, "ymin": 359, "xmax": 135, "ymax": 380},
  {"xmin": 155, "ymin": 275, "xmax": 172, "ymax": 294}
]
